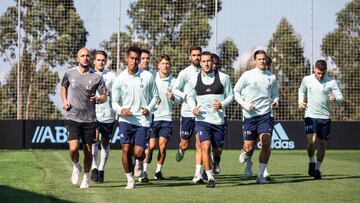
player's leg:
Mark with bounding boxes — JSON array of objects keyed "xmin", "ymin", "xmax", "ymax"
[
  {"xmin": 97, "ymin": 121, "xmax": 114, "ymax": 183},
  {"xmin": 305, "ymin": 117, "xmax": 317, "ymax": 177},
  {"xmin": 257, "ymin": 132, "xmax": 271, "ymax": 184},
  {"xmin": 140, "ymin": 137, "xmax": 156, "ymax": 182},
  {"xmin": 212, "ymin": 117, "xmax": 226, "ymax": 175},
  {"xmin": 79, "ymin": 122, "xmax": 96, "ymax": 188},
  {"xmin": 65, "ymin": 120, "xmax": 82, "ymax": 185},
  {"xmin": 256, "ymin": 113, "xmax": 273, "ymax": 184},
  {"xmin": 91, "ymin": 124, "xmax": 100, "ymax": 182},
  {"xmin": 153, "ymin": 121, "xmax": 172, "ymax": 180},
  {"xmin": 118, "ymin": 122, "xmax": 136, "ymax": 189},
  {"xmin": 193, "ymin": 134, "xmax": 204, "ymax": 183},
  {"xmin": 239, "ymin": 118, "xmax": 256, "ymax": 178},
  {"xmin": 154, "ymin": 136, "xmax": 168, "ymax": 180},
  {"xmin": 134, "ymin": 126, "xmax": 149, "ymax": 184},
  {"xmin": 176, "ymin": 117, "xmax": 194, "ymax": 162},
  {"xmin": 314, "ymin": 119, "xmax": 331, "ymax": 180},
  {"xmin": 212, "ymin": 148, "xmax": 222, "ymax": 174}
]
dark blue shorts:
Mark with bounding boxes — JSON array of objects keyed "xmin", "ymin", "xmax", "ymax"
[
  {"xmin": 304, "ymin": 117, "xmax": 331, "ymax": 140},
  {"xmin": 180, "ymin": 117, "xmax": 196, "ymax": 140},
  {"xmin": 96, "ymin": 121, "xmax": 116, "ymax": 140},
  {"xmin": 243, "ymin": 112, "xmax": 274, "ymax": 141},
  {"xmin": 196, "ymin": 121, "xmax": 225, "ymax": 149},
  {"xmin": 118, "ymin": 122, "xmax": 150, "ymax": 148},
  {"xmin": 150, "ymin": 120, "xmax": 173, "ymax": 140}
]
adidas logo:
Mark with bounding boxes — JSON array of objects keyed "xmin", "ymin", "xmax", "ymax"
[
  {"xmin": 32, "ymin": 126, "xmax": 68, "ymax": 143},
  {"xmin": 257, "ymin": 123, "xmax": 295, "ymax": 149}
]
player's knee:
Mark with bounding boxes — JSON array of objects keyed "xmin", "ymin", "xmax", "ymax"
[{"xmin": 318, "ymin": 140, "xmax": 327, "ymax": 147}]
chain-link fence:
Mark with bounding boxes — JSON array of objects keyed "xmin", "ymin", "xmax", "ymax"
[{"xmin": 0, "ymin": 0, "xmax": 358, "ymax": 121}]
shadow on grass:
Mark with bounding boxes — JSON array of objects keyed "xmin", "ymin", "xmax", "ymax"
[
  {"xmin": 82, "ymin": 173, "xmax": 360, "ymax": 189},
  {"xmin": 0, "ymin": 185, "xmax": 74, "ymax": 202},
  {"xmin": 214, "ymin": 173, "xmax": 360, "ymax": 186}
]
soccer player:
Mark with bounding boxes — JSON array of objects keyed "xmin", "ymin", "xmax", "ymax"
[
  {"xmin": 133, "ymin": 48, "xmax": 152, "ymax": 177},
  {"xmin": 188, "ymin": 51, "xmax": 234, "ymax": 188},
  {"xmin": 172, "ymin": 46, "xmax": 204, "ymax": 183},
  {"xmin": 298, "ymin": 59, "xmax": 343, "ymax": 179},
  {"xmin": 139, "ymin": 49, "xmax": 156, "ymax": 75},
  {"xmin": 61, "ymin": 48, "xmax": 107, "ymax": 189},
  {"xmin": 111, "ymin": 46, "xmax": 159, "ymax": 189},
  {"xmin": 243, "ymin": 56, "xmax": 273, "ymax": 179},
  {"xmin": 139, "ymin": 54, "xmax": 181, "ymax": 182},
  {"xmin": 90, "ymin": 50, "xmax": 116, "ymax": 183},
  {"xmin": 234, "ymin": 50, "xmax": 279, "ymax": 184},
  {"xmin": 210, "ymin": 53, "xmax": 225, "ymax": 175}
]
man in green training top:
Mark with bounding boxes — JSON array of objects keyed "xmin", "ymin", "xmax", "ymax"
[{"xmin": 298, "ymin": 59, "xmax": 343, "ymax": 180}]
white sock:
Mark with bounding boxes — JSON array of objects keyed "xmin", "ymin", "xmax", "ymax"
[
  {"xmin": 309, "ymin": 156, "xmax": 315, "ymax": 163},
  {"xmin": 155, "ymin": 164, "xmax": 162, "ymax": 173},
  {"xmin": 316, "ymin": 161, "xmax": 322, "ymax": 170},
  {"xmin": 195, "ymin": 165, "xmax": 202, "ymax": 176},
  {"xmin": 125, "ymin": 173, "xmax": 134, "ymax": 182},
  {"xmin": 98, "ymin": 143, "xmax": 110, "ymax": 171},
  {"xmin": 91, "ymin": 142, "xmax": 99, "ymax": 169},
  {"xmin": 258, "ymin": 163, "xmax": 267, "ymax": 177},
  {"xmin": 143, "ymin": 163, "xmax": 148, "ymax": 172},
  {"xmin": 206, "ymin": 170, "xmax": 214, "ymax": 180},
  {"xmin": 83, "ymin": 173, "xmax": 89, "ymax": 180},
  {"xmin": 73, "ymin": 162, "xmax": 81, "ymax": 169}
]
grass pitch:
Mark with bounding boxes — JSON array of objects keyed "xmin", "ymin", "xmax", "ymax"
[{"xmin": 0, "ymin": 150, "xmax": 359, "ymax": 203}]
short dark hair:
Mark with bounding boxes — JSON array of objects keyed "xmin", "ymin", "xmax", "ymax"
[
  {"xmin": 201, "ymin": 51, "xmax": 213, "ymax": 59},
  {"xmin": 93, "ymin": 50, "xmax": 107, "ymax": 59},
  {"xmin": 189, "ymin": 46, "xmax": 202, "ymax": 55},
  {"xmin": 254, "ymin": 50, "xmax": 267, "ymax": 60},
  {"xmin": 158, "ymin": 54, "xmax": 171, "ymax": 63},
  {"xmin": 265, "ymin": 56, "xmax": 272, "ymax": 66},
  {"xmin": 127, "ymin": 46, "xmax": 141, "ymax": 56},
  {"xmin": 141, "ymin": 49, "xmax": 150, "ymax": 55},
  {"xmin": 212, "ymin": 53, "xmax": 221, "ymax": 63},
  {"xmin": 315, "ymin": 59, "xmax": 327, "ymax": 71}
]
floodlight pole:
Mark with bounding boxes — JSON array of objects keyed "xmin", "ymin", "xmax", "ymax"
[
  {"xmin": 310, "ymin": 0, "xmax": 314, "ymax": 73},
  {"xmin": 116, "ymin": 0, "xmax": 121, "ymax": 74},
  {"xmin": 214, "ymin": 0, "xmax": 218, "ymax": 54},
  {"xmin": 17, "ymin": 0, "xmax": 21, "ymax": 119}
]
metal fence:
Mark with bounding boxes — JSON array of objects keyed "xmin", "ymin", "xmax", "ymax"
[{"xmin": 0, "ymin": 0, "xmax": 358, "ymax": 121}]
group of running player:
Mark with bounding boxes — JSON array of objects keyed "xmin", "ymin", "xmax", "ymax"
[{"xmin": 61, "ymin": 45, "xmax": 343, "ymax": 189}]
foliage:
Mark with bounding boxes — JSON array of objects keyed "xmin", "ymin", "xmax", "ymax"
[
  {"xmin": 267, "ymin": 17, "xmax": 309, "ymax": 120},
  {"xmin": 321, "ymin": 0, "xmax": 360, "ymax": 120},
  {"xmin": 0, "ymin": 0, "xmax": 87, "ymax": 119}
]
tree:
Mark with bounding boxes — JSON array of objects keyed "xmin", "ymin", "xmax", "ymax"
[
  {"xmin": 321, "ymin": 0, "xmax": 360, "ymax": 120},
  {"xmin": 217, "ymin": 39, "xmax": 241, "ymax": 119},
  {"xmin": 0, "ymin": 0, "xmax": 87, "ymax": 119},
  {"xmin": 126, "ymin": 0, "xmax": 222, "ymax": 76},
  {"xmin": 100, "ymin": 28, "xmax": 146, "ymax": 71},
  {"xmin": 267, "ymin": 17, "xmax": 309, "ymax": 120}
]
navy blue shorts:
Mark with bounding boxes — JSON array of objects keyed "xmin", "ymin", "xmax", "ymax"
[
  {"xmin": 196, "ymin": 121, "xmax": 225, "ymax": 148},
  {"xmin": 150, "ymin": 120, "xmax": 173, "ymax": 140},
  {"xmin": 304, "ymin": 117, "xmax": 331, "ymax": 140},
  {"xmin": 118, "ymin": 122, "xmax": 150, "ymax": 148},
  {"xmin": 65, "ymin": 120, "xmax": 96, "ymax": 145},
  {"xmin": 180, "ymin": 117, "xmax": 196, "ymax": 140},
  {"xmin": 96, "ymin": 121, "xmax": 116, "ymax": 140},
  {"xmin": 243, "ymin": 112, "xmax": 274, "ymax": 141}
]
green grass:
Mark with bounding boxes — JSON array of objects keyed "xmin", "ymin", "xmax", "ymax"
[{"xmin": 0, "ymin": 150, "xmax": 359, "ymax": 203}]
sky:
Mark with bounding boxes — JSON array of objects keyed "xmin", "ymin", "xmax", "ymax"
[{"xmin": 0, "ymin": 0, "xmax": 350, "ymax": 109}]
